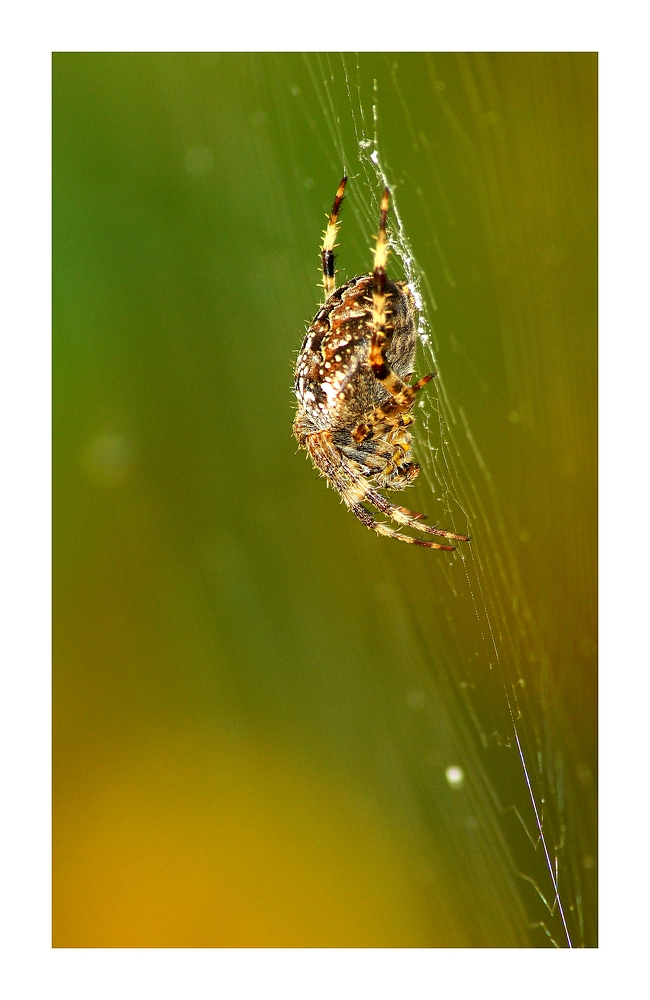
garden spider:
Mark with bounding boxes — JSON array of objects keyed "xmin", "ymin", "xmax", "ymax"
[{"xmin": 292, "ymin": 177, "xmax": 470, "ymax": 551}]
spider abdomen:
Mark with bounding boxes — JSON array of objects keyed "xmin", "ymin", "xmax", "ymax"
[{"xmin": 293, "ymin": 275, "xmax": 417, "ymax": 435}]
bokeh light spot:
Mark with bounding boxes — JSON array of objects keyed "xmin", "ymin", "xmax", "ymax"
[
  {"xmin": 184, "ymin": 145, "xmax": 214, "ymax": 177},
  {"xmin": 445, "ymin": 765, "xmax": 465, "ymax": 789}
]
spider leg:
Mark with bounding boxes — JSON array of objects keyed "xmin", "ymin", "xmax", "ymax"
[
  {"xmin": 350, "ymin": 413, "xmax": 420, "ymax": 490},
  {"xmin": 348, "ymin": 502, "xmax": 456, "ymax": 550},
  {"xmin": 368, "ymin": 189, "xmax": 434, "ymax": 410},
  {"xmin": 321, "ymin": 176, "xmax": 347, "ymax": 298},
  {"xmin": 304, "ymin": 430, "xmax": 459, "ymax": 550},
  {"xmin": 364, "ymin": 486, "xmax": 471, "ymax": 542}
]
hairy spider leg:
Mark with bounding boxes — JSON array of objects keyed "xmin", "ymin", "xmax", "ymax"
[
  {"xmin": 363, "ymin": 486, "xmax": 471, "ymax": 542},
  {"xmin": 341, "ymin": 427, "xmax": 466, "ymax": 539},
  {"xmin": 340, "ymin": 431, "xmax": 421, "ymax": 490},
  {"xmin": 368, "ymin": 189, "xmax": 434, "ymax": 411},
  {"xmin": 348, "ymin": 502, "xmax": 455, "ymax": 549},
  {"xmin": 305, "ymin": 430, "xmax": 458, "ymax": 550},
  {"xmin": 321, "ymin": 176, "xmax": 347, "ymax": 298}
]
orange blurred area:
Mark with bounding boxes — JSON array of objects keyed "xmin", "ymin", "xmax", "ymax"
[{"xmin": 54, "ymin": 728, "xmax": 451, "ymax": 947}]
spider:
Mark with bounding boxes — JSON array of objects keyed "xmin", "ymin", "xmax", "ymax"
[{"xmin": 292, "ymin": 177, "xmax": 471, "ymax": 551}]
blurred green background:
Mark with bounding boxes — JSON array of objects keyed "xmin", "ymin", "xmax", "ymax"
[{"xmin": 53, "ymin": 53, "xmax": 597, "ymax": 947}]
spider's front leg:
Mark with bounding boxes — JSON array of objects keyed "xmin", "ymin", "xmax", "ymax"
[
  {"xmin": 368, "ymin": 189, "xmax": 434, "ymax": 411},
  {"xmin": 321, "ymin": 176, "xmax": 347, "ymax": 298}
]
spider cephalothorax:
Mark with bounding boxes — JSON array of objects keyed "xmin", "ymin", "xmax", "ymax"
[{"xmin": 293, "ymin": 177, "xmax": 470, "ymax": 550}]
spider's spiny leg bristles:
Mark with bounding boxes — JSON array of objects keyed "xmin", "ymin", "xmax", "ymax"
[
  {"xmin": 368, "ymin": 189, "xmax": 396, "ymax": 381},
  {"xmin": 366, "ymin": 486, "xmax": 471, "ymax": 542},
  {"xmin": 321, "ymin": 175, "xmax": 347, "ymax": 297},
  {"xmin": 396, "ymin": 504, "xmax": 426, "ymax": 520},
  {"xmin": 305, "ymin": 430, "xmax": 466, "ymax": 550},
  {"xmin": 370, "ymin": 187, "xmax": 391, "ymax": 338},
  {"xmin": 368, "ymin": 188, "xmax": 425, "ymax": 410},
  {"xmin": 351, "ymin": 503, "xmax": 456, "ymax": 550}
]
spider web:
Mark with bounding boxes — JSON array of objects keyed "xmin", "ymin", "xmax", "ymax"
[{"xmin": 273, "ymin": 52, "xmax": 595, "ymax": 947}]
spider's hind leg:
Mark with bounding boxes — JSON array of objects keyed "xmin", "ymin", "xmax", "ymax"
[
  {"xmin": 345, "ymin": 406, "xmax": 470, "ymax": 543},
  {"xmin": 365, "ymin": 486, "xmax": 470, "ymax": 542},
  {"xmin": 348, "ymin": 502, "xmax": 457, "ymax": 550},
  {"xmin": 305, "ymin": 429, "xmax": 457, "ymax": 550}
]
